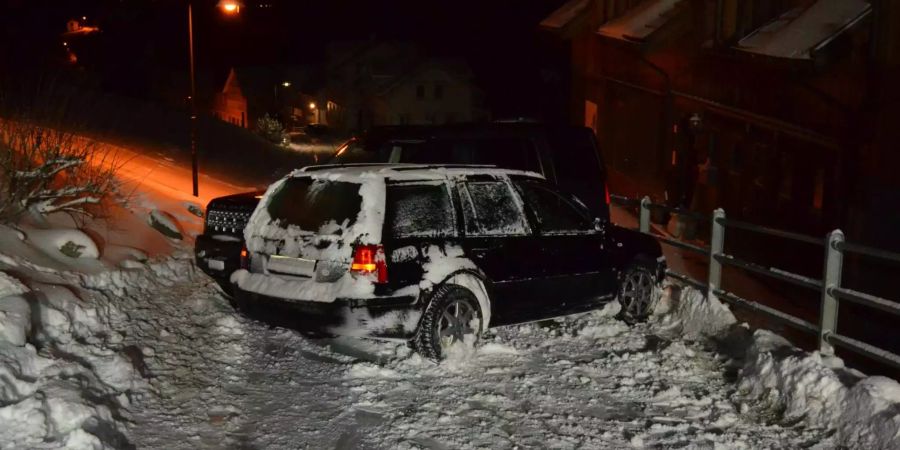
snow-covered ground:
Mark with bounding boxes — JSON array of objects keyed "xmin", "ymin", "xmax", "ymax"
[
  {"xmin": 5, "ymin": 242, "xmax": 893, "ymax": 449},
  {"xmin": 3, "ymin": 139, "xmax": 900, "ymax": 448}
]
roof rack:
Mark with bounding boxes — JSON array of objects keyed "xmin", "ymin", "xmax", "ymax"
[
  {"xmin": 300, "ymin": 163, "xmax": 411, "ymax": 172},
  {"xmin": 300, "ymin": 163, "xmax": 499, "ymax": 173},
  {"xmin": 390, "ymin": 164, "xmax": 498, "ymax": 171}
]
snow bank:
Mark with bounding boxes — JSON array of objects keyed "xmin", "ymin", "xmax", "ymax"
[
  {"xmin": 738, "ymin": 329, "xmax": 900, "ymax": 449},
  {"xmin": 0, "ymin": 296, "xmax": 31, "ymax": 346},
  {"xmin": 0, "ymin": 256, "xmax": 197, "ymax": 448},
  {"xmin": 0, "ymin": 272, "xmax": 31, "ymax": 346},
  {"xmin": 663, "ymin": 285, "xmax": 900, "ymax": 449},
  {"xmin": 652, "ymin": 285, "xmax": 737, "ymax": 340},
  {"xmin": 738, "ymin": 330, "xmax": 847, "ymax": 427}
]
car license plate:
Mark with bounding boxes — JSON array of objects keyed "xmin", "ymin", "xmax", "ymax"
[
  {"xmin": 267, "ymin": 255, "xmax": 316, "ymax": 277},
  {"xmin": 207, "ymin": 259, "xmax": 225, "ymax": 271}
]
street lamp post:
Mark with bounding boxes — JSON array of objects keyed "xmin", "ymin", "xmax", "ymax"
[
  {"xmin": 187, "ymin": 0, "xmax": 241, "ymax": 197},
  {"xmin": 188, "ymin": 3, "xmax": 198, "ymax": 197}
]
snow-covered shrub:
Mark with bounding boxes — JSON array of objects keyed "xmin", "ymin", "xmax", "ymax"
[
  {"xmin": 255, "ymin": 113, "xmax": 289, "ymax": 146},
  {"xmin": 0, "ymin": 121, "xmax": 119, "ymax": 223}
]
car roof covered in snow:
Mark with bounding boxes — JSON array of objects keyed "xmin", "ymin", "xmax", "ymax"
[{"xmin": 294, "ymin": 164, "xmax": 546, "ymax": 182}]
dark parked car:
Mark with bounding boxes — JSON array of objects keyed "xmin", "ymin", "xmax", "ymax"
[
  {"xmin": 332, "ymin": 123, "xmax": 611, "ymax": 220},
  {"xmin": 196, "ymin": 123, "xmax": 611, "ymax": 294},
  {"xmin": 231, "ymin": 165, "xmax": 664, "ymax": 360}
]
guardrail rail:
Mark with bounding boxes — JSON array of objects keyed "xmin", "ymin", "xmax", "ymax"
[{"xmin": 612, "ymin": 195, "xmax": 900, "ymax": 371}]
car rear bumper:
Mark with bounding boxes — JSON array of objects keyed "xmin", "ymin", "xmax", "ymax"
[
  {"xmin": 233, "ymin": 287, "xmax": 421, "ymax": 339},
  {"xmin": 194, "ymin": 234, "xmax": 243, "ymax": 282}
]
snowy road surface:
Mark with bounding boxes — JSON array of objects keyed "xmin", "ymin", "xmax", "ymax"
[{"xmin": 112, "ymin": 269, "xmax": 830, "ymax": 449}]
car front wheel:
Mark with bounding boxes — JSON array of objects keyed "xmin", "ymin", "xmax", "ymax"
[
  {"xmin": 617, "ymin": 262, "xmax": 658, "ymax": 324},
  {"xmin": 412, "ymin": 284, "xmax": 483, "ymax": 361}
]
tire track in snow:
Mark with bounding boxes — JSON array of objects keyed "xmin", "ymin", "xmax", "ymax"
[{"xmin": 115, "ymin": 279, "xmax": 830, "ymax": 449}]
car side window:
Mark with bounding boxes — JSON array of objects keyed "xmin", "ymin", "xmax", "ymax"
[
  {"xmin": 515, "ymin": 180, "xmax": 593, "ymax": 234},
  {"xmin": 386, "ymin": 182, "xmax": 457, "ymax": 238},
  {"xmin": 460, "ymin": 179, "xmax": 530, "ymax": 236}
]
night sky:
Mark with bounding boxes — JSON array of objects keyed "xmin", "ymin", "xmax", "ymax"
[{"xmin": 1, "ymin": 0, "xmax": 569, "ymax": 117}]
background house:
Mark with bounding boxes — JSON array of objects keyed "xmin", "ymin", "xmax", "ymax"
[
  {"xmin": 374, "ymin": 58, "xmax": 485, "ymax": 126},
  {"xmin": 323, "ymin": 41, "xmax": 487, "ymax": 133},
  {"xmin": 210, "ymin": 66, "xmax": 336, "ymax": 131}
]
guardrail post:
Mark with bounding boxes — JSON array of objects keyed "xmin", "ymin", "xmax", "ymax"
[
  {"xmin": 708, "ymin": 208, "xmax": 725, "ymax": 297},
  {"xmin": 639, "ymin": 196, "xmax": 651, "ymax": 234},
  {"xmin": 819, "ymin": 229, "xmax": 844, "ymax": 355}
]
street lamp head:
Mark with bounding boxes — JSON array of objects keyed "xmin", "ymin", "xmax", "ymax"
[
  {"xmin": 282, "ymin": 81, "xmax": 291, "ymax": 88},
  {"xmin": 218, "ymin": 0, "xmax": 242, "ymax": 14},
  {"xmin": 309, "ymin": 102, "xmax": 317, "ymax": 110}
]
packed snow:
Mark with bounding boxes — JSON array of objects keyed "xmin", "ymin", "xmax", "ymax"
[
  {"xmin": 3, "ymin": 162, "xmax": 900, "ymax": 448},
  {"xmin": 9, "ymin": 236, "xmax": 899, "ymax": 450}
]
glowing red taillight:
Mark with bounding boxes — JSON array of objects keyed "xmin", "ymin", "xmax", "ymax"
[
  {"xmin": 239, "ymin": 245, "xmax": 250, "ymax": 270},
  {"xmin": 604, "ymin": 183, "xmax": 611, "ymax": 206},
  {"xmin": 350, "ymin": 244, "xmax": 388, "ymax": 283}
]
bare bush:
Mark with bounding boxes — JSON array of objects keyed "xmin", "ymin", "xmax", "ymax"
[
  {"xmin": 0, "ymin": 121, "xmax": 119, "ymax": 223},
  {"xmin": 255, "ymin": 113, "xmax": 289, "ymax": 147}
]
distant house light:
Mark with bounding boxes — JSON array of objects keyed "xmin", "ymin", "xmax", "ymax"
[
  {"xmin": 282, "ymin": 81, "xmax": 291, "ymax": 87},
  {"xmin": 309, "ymin": 102, "xmax": 317, "ymax": 110}
]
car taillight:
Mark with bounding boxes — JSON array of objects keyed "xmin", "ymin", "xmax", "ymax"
[
  {"xmin": 240, "ymin": 245, "xmax": 250, "ymax": 270},
  {"xmin": 350, "ymin": 244, "xmax": 388, "ymax": 283},
  {"xmin": 604, "ymin": 183, "xmax": 611, "ymax": 206}
]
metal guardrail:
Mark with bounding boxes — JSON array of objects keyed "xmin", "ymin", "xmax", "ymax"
[{"xmin": 613, "ymin": 195, "xmax": 900, "ymax": 371}]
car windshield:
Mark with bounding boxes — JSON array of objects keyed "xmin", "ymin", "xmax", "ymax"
[{"xmin": 266, "ymin": 177, "xmax": 362, "ymax": 235}]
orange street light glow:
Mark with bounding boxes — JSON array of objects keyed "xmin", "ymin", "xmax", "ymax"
[
  {"xmin": 309, "ymin": 102, "xmax": 317, "ymax": 110},
  {"xmin": 219, "ymin": 1, "xmax": 241, "ymax": 14}
]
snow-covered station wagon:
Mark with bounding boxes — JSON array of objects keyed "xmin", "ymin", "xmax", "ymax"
[{"xmin": 231, "ymin": 164, "xmax": 664, "ymax": 359}]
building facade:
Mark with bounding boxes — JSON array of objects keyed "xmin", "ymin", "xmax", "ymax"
[{"xmin": 541, "ymin": 0, "xmax": 899, "ymax": 251}]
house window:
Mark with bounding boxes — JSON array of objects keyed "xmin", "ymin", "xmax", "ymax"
[
  {"xmin": 434, "ymin": 83, "xmax": 444, "ymax": 100},
  {"xmin": 416, "ymin": 85, "xmax": 425, "ymax": 100}
]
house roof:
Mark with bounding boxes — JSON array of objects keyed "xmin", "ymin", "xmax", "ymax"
[
  {"xmin": 596, "ymin": 0, "xmax": 687, "ymax": 43},
  {"xmin": 539, "ymin": 0, "xmax": 591, "ymax": 31},
  {"xmin": 376, "ymin": 58, "xmax": 474, "ymax": 96},
  {"xmin": 735, "ymin": 0, "xmax": 872, "ymax": 60}
]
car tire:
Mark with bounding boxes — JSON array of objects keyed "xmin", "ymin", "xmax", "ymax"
[
  {"xmin": 411, "ymin": 284, "xmax": 483, "ymax": 361},
  {"xmin": 617, "ymin": 261, "xmax": 658, "ymax": 324}
]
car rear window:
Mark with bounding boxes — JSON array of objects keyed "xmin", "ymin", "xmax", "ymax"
[
  {"xmin": 386, "ymin": 183, "xmax": 456, "ymax": 238},
  {"xmin": 266, "ymin": 177, "xmax": 362, "ymax": 234}
]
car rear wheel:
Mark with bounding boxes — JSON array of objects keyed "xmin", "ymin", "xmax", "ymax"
[
  {"xmin": 618, "ymin": 263, "xmax": 657, "ymax": 324},
  {"xmin": 412, "ymin": 284, "xmax": 483, "ymax": 361}
]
